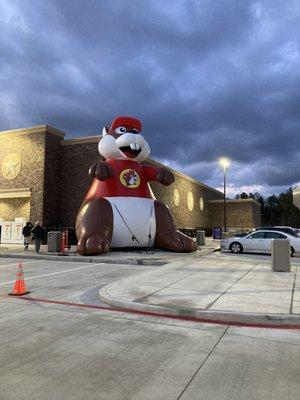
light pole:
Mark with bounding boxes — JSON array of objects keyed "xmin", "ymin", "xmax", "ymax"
[{"xmin": 219, "ymin": 158, "xmax": 231, "ymax": 233}]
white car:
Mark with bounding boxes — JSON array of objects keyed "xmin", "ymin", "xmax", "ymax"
[{"xmin": 221, "ymin": 230, "xmax": 300, "ymax": 256}]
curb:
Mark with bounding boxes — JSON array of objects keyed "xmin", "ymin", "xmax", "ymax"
[
  {"xmin": 0, "ymin": 252, "xmax": 166, "ymax": 266},
  {"xmin": 0, "ymin": 248, "xmax": 217, "ymax": 266},
  {"xmin": 99, "ymin": 283, "xmax": 300, "ymax": 329}
]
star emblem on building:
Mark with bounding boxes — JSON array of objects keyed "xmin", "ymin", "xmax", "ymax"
[{"xmin": 1, "ymin": 153, "xmax": 22, "ymax": 180}]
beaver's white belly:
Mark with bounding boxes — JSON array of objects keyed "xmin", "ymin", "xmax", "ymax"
[{"xmin": 105, "ymin": 197, "xmax": 156, "ymax": 247}]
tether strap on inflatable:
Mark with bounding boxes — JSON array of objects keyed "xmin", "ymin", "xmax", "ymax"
[
  {"xmin": 113, "ymin": 204, "xmax": 140, "ymax": 244},
  {"xmin": 147, "ymin": 204, "xmax": 154, "ymax": 247}
]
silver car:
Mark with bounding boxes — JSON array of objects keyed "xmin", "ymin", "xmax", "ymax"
[{"xmin": 221, "ymin": 230, "xmax": 300, "ymax": 256}]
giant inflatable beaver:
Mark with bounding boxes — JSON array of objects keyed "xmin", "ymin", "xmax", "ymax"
[{"xmin": 76, "ymin": 116, "xmax": 198, "ymax": 255}]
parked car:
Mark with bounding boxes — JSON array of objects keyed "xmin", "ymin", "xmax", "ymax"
[
  {"xmin": 255, "ymin": 226, "xmax": 299, "ymax": 237},
  {"xmin": 221, "ymin": 230, "xmax": 300, "ymax": 256}
]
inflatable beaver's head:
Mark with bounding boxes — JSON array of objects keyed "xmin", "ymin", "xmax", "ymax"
[{"xmin": 99, "ymin": 116, "xmax": 150, "ymax": 162}]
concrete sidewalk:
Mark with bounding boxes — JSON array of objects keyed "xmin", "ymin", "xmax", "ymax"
[
  {"xmin": 99, "ymin": 254, "xmax": 300, "ymax": 327},
  {"xmin": 0, "ymin": 238, "xmax": 220, "ymax": 265}
]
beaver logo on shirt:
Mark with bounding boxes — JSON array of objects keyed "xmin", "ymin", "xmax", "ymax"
[{"xmin": 120, "ymin": 169, "xmax": 140, "ymax": 188}]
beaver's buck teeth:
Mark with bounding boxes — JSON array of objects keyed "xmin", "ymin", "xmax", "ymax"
[{"xmin": 129, "ymin": 143, "xmax": 140, "ymax": 150}]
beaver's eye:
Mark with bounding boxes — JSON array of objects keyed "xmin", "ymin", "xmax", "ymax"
[{"xmin": 115, "ymin": 126, "xmax": 126, "ymax": 134}]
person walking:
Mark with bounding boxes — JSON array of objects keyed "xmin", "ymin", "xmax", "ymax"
[
  {"xmin": 22, "ymin": 222, "xmax": 32, "ymax": 251},
  {"xmin": 31, "ymin": 221, "xmax": 44, "ymax": 254}
]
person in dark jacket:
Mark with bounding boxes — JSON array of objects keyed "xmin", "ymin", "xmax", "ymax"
[
  {"xmin": 31, "ymin": 221, "xmax": 44, "ymax": 253},
  {"xmin": 22, "ymin": 222, "xmax": 33, "ymax": 251}
]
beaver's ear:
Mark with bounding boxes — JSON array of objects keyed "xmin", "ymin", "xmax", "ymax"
[{"xmin": 101, "ymin": 126, "xmax": 109, "ymax": 137}]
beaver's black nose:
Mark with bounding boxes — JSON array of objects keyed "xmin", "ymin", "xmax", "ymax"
[{"xmin": 130, "ymin": 129, "xmax": 140, "ymax": 134}]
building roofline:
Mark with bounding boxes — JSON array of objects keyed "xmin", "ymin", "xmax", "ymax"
[
  {"xmin": 0, "ymin": 125, "xmax": 65, "ymax": 138},
  {"xmin": 209, "ymin": 198, "xmax": 261, "ymax": 207},
  {"xmin": 146, "ymin": 158, "xmax": 223, "ymax": 196},
  {"xmin": 62, "ymin": 136, "xmax": 100, "ymax": 145}
]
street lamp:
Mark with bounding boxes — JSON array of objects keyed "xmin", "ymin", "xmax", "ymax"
[{"xmin": 219, "ymin": 158, "xmax": 231, "ymax": 233}]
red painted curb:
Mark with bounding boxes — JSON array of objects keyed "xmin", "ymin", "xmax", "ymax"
[{"xmin": 17, "ymin": 296, "xmax": 300, "ymax": 330}]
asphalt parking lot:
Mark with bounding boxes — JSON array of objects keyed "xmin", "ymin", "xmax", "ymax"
[{"xmin": 0, "ymin": 254, "xmax": 299, "ymax": 400}]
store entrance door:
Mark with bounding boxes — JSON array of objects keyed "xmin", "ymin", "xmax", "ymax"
[{"xmin": 0, "ymin": 189, "xmax": 31, "ymax": 244}]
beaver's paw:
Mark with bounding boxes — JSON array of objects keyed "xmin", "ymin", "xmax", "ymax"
[
  {"xmin": 156, "ymin": 233, "xmax": 184, "ymax": 252},
  {"xmin": 156, "ymin": 168, "xmax": 175, "ymax": 186},
  {"xmin": 77, "ymin": 236, "xmax": 110, "ymax": 255},
  {"xmin": 156, "ymin": 232, "xmax": 198, "ymax": 252},
  {"xmin": 89, "ymin": 161, "xmax": 113, "ymax": 181},
  {"xmin": 177, "ymin": 232, "xmax": 198, "ymax": 252}
]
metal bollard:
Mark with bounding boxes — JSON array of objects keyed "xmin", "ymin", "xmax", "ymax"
[{"xmin": 271, "ymin": 239, "xmax": 291, "ymax": 272}]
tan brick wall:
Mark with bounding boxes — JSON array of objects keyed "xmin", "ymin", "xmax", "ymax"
[
  {"xmin": 43, "ymin": 133, "xmax": 63, "ymax": 225},
  {"xmin": 0, "ymin": 131, "xmax": 46, "ymax": 223},
  {"xmin": 0, "ymin": 198, "xmax": 30, "ymax": 221},
  {"xmin": 60, "ymin": 142, "xmax": 101, "ymax": 226},
  {"xmin": 209, "ymin": 200, "xmax": 261, "ymax": 229},
  {"xmin": 150, "ymin": 173, "xmax": 223, "ymax": 229}
]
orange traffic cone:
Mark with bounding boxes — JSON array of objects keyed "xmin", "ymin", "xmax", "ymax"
[{"xmin": 9, "ymin": 262, "xmax": 30, "ymax": 296}]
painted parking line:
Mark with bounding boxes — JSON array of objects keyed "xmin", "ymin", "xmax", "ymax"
[
  {"xmin": 0, "ymin": 262, "xmax": 104, "ymax": 286},
  {"xmin": 0, "ymin": 260, "xmax": 46, "ymax": 269}
]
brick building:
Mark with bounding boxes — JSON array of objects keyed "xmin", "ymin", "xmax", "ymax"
[
  {"xmin": 209, "ymin": 199, "xmax": 261, "ymax": 230},
  {"xmin": 0, "ymin": 125, "xmax": 260, "ymax": 241}
]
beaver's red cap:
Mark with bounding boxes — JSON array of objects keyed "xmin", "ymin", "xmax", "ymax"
[{"xmin": 111, "ymin": 116, "xmax": 142, "ymax": 132}]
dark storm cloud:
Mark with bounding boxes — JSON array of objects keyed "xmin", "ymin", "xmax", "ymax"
[{"xmin": 0, "ymin": 0, "xmax": 300, "ymax": 194}]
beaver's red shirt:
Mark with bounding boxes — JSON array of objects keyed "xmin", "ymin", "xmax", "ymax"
[{"xmin": 85, "ymin": 159, "xmax": 158, "ymax": 200}]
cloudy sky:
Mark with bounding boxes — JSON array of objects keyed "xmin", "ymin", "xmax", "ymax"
[{"xmin": 0, "ymin": 0, "xmax": 299, "ymax": 196}]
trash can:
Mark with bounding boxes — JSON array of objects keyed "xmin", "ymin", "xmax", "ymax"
[
  {"xmin": 271, "ymin": 239, "xmax": 291, "ymax": 272},
  {"xmin": 47, "ymin": 231, "xmax": 62, "ymax": 252},
  {"xmin": 196, "ymin": 230, "xmax": 205, "ymax": 246}
]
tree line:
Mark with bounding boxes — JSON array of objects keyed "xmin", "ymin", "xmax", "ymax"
[{"xmin": 235, "ymin": 188, "xmax": 300, "ymax": 227}]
